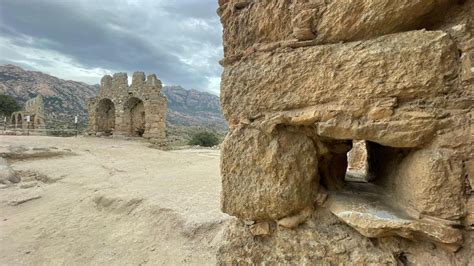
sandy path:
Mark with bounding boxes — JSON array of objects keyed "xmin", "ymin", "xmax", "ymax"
[{"xmin": 0, "ymin": 136, "xmax": 229, "ymax": 265}]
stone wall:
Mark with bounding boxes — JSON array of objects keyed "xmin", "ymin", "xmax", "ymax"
[
  {"xmin": 218, "ymin": 0, "xmax": 473, "ymax": 264},
  {"xmin": 10, "ymin": 95, "xmax": 46, "ymax": 130},
  {"xmin": 87, "ymin": 72, "xmax": 167, "ymax": 142}
]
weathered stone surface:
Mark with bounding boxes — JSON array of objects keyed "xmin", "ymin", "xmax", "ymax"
[
  {"xmin": 325, "ymin": 188, "xmax": 463, "ymax": 251},
  {"xmin": 218, "ymin": 215, "xmax": 474, "ymax": 265},
  {"xmin": 277, "ymin": 207, "xmax": 312, "ymax": 228},
  {"xmin": 221, "ymin": 30, "xmax": 458, "ymax": 148},
  {"xmin": 314, "ymin": 0, "xmax": 450, "ymax": 43},
  {"xmin": 221, "ymin": 30, "xmax": 464, "ymax": 150},
  {"xmin": 0, "ymin": 145, "xmax": 73, "ymax": 160},
  {"xmin": 372, "ymin": 141, "xmax": 465, "ymax": 221},
  {"xmin": 218, "ymin": 0, "xmax": 451, "ymax": 57},
  {"xmin": 221, "ymin": 125, "xmax": 318, "ymax": 220},
  {"xmin": 249, "ymin": 221, "xmax": 270, "ymax": 236},
  {"xmin": 461, "ymin": 51, "xmax": 474, "ymax": 84},
  {"xmin": 0, "ymin": 157, "xmax": 19, "ymax": 184},
  {"xmin": 346, "ymin": 140, "xmax": 370, "ymax": 182},
  {"xmin": 218, "ymin": 210, "xmax": 400, "ymax": 265},
  {"xmin": 87, "ymin": 72, "xmax": 167, "ymax": 142},
  {"xmin": 465, "ymin": 196, "xmax": 474, "ymax": 228},
  {"xmin": 218, "ymin": 0, "xmax": 473, "ymax": 264}
]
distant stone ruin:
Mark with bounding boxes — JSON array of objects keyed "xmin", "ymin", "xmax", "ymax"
[
  {"xmin": 87, "ymin": 72, "xmax": 167, "ymax": 142},
  {"xmin": 217, "ymin": 0, "xmax": 473, "ymax": 264},
  {"xmin": 10, "ymin": 95, "xmax": 46, "ymax": 130}
]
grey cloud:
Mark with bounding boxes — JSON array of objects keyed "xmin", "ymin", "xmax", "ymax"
[
  {"xmin": 161, "ymin": 0, "xmax": 219, "ymax": 20},
  {"xmin": 0, "ymin": 0, "xmax": 223, "ymax": 93}
]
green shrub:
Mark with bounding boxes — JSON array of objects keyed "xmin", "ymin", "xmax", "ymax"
[
  {"xmin": 188, "ymin": 131, "xmax": 219, "ymax": 147},
  {"xmin": 0, "ymin": 94, "xmax": 21, "ymax": 116}
]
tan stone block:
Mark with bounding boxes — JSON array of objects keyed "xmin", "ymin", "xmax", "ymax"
[
  {"xmin": 461, "ymin": 51, "xmax": 474, "ymax": 84},
  {"xmin": 221, "ymin": 30, "xmax": 457, "ymax": 121},
  {"xmin": 221, "ymin": 125, "xmax": 318, "ymax": 220},
  {"xmin": 219, "ymin": 0, "xmax": 451, "ymax": 56},
  {"xmin": 249, "ymin": 221, "xmax": 271, "ymax": 236}
]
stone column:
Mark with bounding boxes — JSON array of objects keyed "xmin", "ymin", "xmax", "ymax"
[
  {"xmin": 143, "ymin": 97, "xmax": 167, "ymax": 142},
  {"xmin": 87, "ymin": 98, "xmax": 98, "ymax": 135}
]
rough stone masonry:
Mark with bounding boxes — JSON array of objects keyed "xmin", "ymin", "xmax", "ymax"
[
  {"xmin": 87, "ymin": 72, "xmax": 167, "ymax": 143},
  {"xmin": 10, "ymin": 95, "xmax": 46, "ymax": 131},
  {"xmin": 217, "ymin": 0, "xmax": 473, "ymax": 264}
]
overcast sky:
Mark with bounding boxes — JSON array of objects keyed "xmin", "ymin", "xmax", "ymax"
[{"xmin": 0, "ymin": 0, "xmax": 223, "ymax": 94}]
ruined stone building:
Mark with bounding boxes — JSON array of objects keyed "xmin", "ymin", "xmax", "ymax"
[
  {"xmin": 87, "ymin": 72, "xmax": 167, "ymax": 142},
  {"xmin": 10, "ymin": 95, "xmax": 46, "ymax": 130},
  {"xmin": 217, "ymin": 0, "xmax": 473, "ymax": 264}
]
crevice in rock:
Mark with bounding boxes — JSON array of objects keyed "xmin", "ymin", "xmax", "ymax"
[{"xmin": 394, "ymin": 251, "xmax": 409, "ymax": 266}]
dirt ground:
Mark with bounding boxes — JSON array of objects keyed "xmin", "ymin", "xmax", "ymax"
[{"xmin": 0, "ymin": 135, "xmax": 229, "ymax": 265}]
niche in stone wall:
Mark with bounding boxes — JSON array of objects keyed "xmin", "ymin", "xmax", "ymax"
[
  {"xmin": 124, "ymin": 97, "xmax": 145, "ymax": 137},
  {"xmin": 97, "ymin": 98, "xmax": 115, "ymax": 135}
]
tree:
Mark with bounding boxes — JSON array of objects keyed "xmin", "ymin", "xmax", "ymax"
[
  {"xmin": 188, "ymin": 131, "xmax": 220, "ymax": 147},
  {"xmin": 0, "ymin": 95, "xmax": 21, "ymax": 116}
]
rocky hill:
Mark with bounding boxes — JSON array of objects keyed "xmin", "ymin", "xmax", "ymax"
[
  {"xmin": 162, "ymin": 85, "xmax": 226, "ymax": 130},
  {"xmin": 0, "ymin": 64, "xmax": 97, "ymax": 128},
  {"xmin": 0, "ymin": 65, "xmax": 227, "ymax": 133}
]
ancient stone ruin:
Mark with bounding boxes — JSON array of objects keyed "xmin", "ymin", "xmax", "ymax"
[
  {"xmin": 217, "ymin": 0, "xmax": 473, "ymax": 264},
  {"xmin": 10, "ymin": 95, "xmax": 46, "ymax": 130},
  {"xmin": 87, "ymin": 72, "xmax": 167, "ymax": 142}
]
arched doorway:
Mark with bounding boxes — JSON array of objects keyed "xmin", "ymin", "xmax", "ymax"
[
  {"xmin": 10, "ymin": 115, "xmax": 15, "ymax": 127},
  {"xmin": 16, "ymin": 114, "xmax": 23, "ymax": 129},
  {"xmin": 34, "ymin": 116, "xmax": 43, "ymax": 129},
  {"xmin": 97, "ymin": 98, "xmax": 115, "ymax": 134},
  {"xmin": 28, "ymin": 115, "xmax": 36, "ymax": 129},
  {"xmin": 124, "ymin": 97, "xmax": 145, "ymax": 137}
]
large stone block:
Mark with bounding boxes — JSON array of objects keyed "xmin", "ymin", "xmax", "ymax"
[
  {"xmin": 221, "ymin": 30, "xmax": 458, "ymax": 121},
  {"xmin": 370, "ymin": 141, "xmax": 465, "ymax": 221},
  {"xmin": 326, "ymin": 193, "xmax": 463, "ymax": 252},
  {"xmin": 218, "ymin": 0, "xmax": 451, "ymax": 56},
  {"xmin": 221, "ymin": 30, "xmax": 459, "ymax": 148},
  {"xmin": 461, "ymin": 51, "xmax": 474, "ymax": 84},
  {"xmin": 313, "ymin": 0, "xmax": 450, "ymax": 44},
  {"xmin": 221, "ymin": 125, "xmax": 318, "ymax": 220}
]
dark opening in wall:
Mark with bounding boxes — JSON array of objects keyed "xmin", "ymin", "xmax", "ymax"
[
  {"xmin": 364, "ymin": 142, "xmax": 412, "ymax": 190},
  {"xmin": 318, "ymin": 138, "xmax": 412, "ymax": 192}
]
